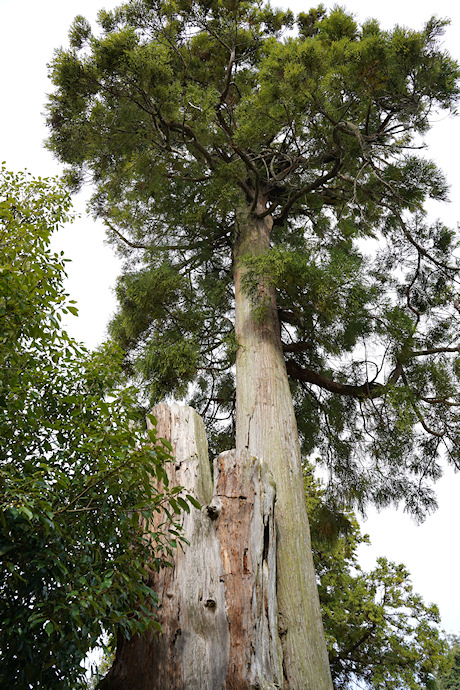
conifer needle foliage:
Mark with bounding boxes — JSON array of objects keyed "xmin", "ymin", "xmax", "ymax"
[{"xmin": 46, "ymin": 1, "xmax": 460, "ymax": 517}]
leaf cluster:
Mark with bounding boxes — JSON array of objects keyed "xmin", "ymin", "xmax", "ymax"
[
  {"xmin": 0, "ymin": 168, "xmax": 195, "ymax": 689},
  {"xmin": 436, "ymin": 637, "xmax": 460, "ymax": 689}
]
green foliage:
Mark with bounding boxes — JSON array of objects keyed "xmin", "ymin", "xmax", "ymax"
[
  {"xmin": 46, "ymin": 1, "xmax": 460, "ymax": 515},
  {"xmin": 436, "ymin": 637, "xmax": 460, "ymax": 689},
  {"xmin": 305, "ymin": 470, "xmax": 449, "ymax": 689},
  {"xmin": 0, "ymin": 168, "xmax": 191, "ymax": 689}
]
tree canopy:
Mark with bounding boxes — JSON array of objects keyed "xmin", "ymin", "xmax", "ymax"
[
  {"xmin": 46, "ymin": 0, "xmax": 460, "ymax": 518},
  {"xmin": 0, "ymin": 167, "xmax": 193, "ymax": 689},
  {"xmin": 42, "ymin": 3, "xmax": 460, "ymax": 683}
]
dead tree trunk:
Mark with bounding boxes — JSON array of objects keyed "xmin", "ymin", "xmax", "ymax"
[{"xmin": 101, "ymin": 403, "xmax": 283, "ymax": 689}]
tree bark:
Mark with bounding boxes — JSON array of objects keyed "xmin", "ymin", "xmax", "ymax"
[
  {"xmin": 234, "ymin": 200, "xmax": 333, "ymax": 688},
  {"xmin": 101, "ymin": 403, "xmax": 284, "ymax": 689}
]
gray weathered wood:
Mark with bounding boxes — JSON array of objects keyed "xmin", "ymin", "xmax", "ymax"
[{"xmin": 102, "ymin": 403, "xmax": 283, "ymax": 689}]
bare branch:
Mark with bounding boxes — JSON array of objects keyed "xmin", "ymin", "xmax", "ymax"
[
  {"xmin": 105, "ymin": 220, "xmax": 149, "ymax": 249},
  {"xmin": 220, "ymin": 46, "xmax": 236, "ymax": 104},
  {"xmin": 286, "ymin": 359, "xmax": 403, "ymax": 399},
  {"xmin": 410, "ymin": 346, "xmax": 460, "ymax": 357}
]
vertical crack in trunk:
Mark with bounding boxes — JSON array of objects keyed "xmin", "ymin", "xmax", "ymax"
[
  {"xmin": 246, "ymin": 403, "xmax": 256, "ymax": 450},
  {"xmin": 262, "ymin": 521, "xmax": 270, "ymax": 565}
]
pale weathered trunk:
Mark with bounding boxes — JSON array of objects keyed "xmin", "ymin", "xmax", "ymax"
[
  {"xmin": 234, "ymin": 201, "xmax": 333, "ymax": 688},
  {"xmin": 101, "ymin": 404, "xmax": 284, "ymax": 689}
]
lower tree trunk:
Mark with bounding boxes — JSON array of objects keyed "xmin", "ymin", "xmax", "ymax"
[{"xmin": 101, "ymin": 403, "xmax": 284, "ymax": 689}]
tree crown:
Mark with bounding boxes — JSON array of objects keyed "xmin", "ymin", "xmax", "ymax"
[{"xmin": 46, "ymin": 1, "xmax": 460, "ymax": 517}]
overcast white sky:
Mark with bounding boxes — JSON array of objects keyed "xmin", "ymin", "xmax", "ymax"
[{"xmin": 1, "ymin": 0, "xmax": 460, "ymax": 637}]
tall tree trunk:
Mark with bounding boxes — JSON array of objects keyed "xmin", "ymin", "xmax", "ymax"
[{"xmin": 234, "ymin": 199, "xmax": 333, "ymax": 688}]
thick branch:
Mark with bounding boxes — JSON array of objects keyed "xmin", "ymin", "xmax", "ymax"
[
  {"xmin": 419, "ymin": 396, "xmax": 460, "ymax": 406},
  {"xmin": 286, "ymin": 360, "xmax": 403, "ymax": 399},
  {"xmin": 278, "ymin": 308, "xmax": 304, "ymax": 327},
  {"xmin": 410, "ymin": 346, "xmax": 460, "ymax": 357},
  {"xmin": 282, "ymin": 341, "xmax": 312, "ymax": 353}
]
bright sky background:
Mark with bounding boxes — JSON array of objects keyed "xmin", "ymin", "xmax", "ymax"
[{"xmin": 1, "ymin": 0, "xmax": 460, "ymax": 640}]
